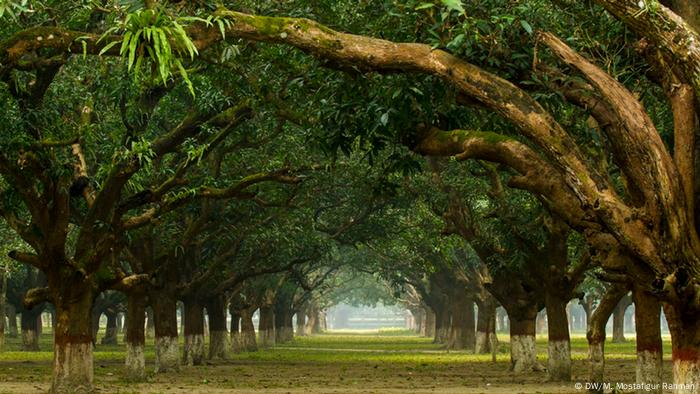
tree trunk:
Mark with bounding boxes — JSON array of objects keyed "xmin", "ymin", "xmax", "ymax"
[
  {"xmin": 545, "ymin": 294, "xmax": 571, "ymax": 382},
  {"xmin": 509, "ymin": 308, "xmax": 543, "ymax": 373},
  {"xmin": 101, "ymin": 310, "xmax": 118, "ymax": 345},
  {"xmin": 536, "ymin": 309, "xmax": 547, "ymax": 335},
  {"xmin": 182, "ymin": 299, "xmax": 205, "ymax": 366},
  {"xmin": 21, "ymin": 308, "xmax": 41, "ymax": 351},
  {"xmin": 50, "ymin": 280, "xmax": 95, "ymax": 394},
  {"xmin": 664, "ymin": 302, "xmax": 700, "ymax": 394},
  {"xmin": 7, "ymin": 303, "xmax": 17, "ymax": 338},
  {"xmin": 274, "ymin": 293, "xmax": 295, "ymax": 343},
  {"xmin": 152, "ymin": 295, "xmax": 179, "ymax": 373},
  {"xmin": 633, "ymin": 287, "xmax": 663, "ymax": 393},
  {"xmin": 229, "ymin": 308, "xmax": 242, "ymax": 354},
  {"xmin": 433, "ymin": 304, "xmax": 450, "ymax": 344},
  {"xmin": 258, "ymin": 305, "xmax": 276, "ymax": 348},
  {"xmin": 116, "ymin": 313, "xmax": 124, "ymax": 335},
  {"xmin": 447, "ymin": 295, "xmax": 475, "ymax": 351},
  {"xmin": 476, "ymin": 300, "xmax": 498, "ymax": 354},
  {"xmin": 612, "ymin": 294, "xmax": 632, "ymax": 343},
  {"xmin": 295, "ymin": 311, "xmax": 306, "ymax": 336},
  {"xmin": 414, "ymin": 308, "xmax": 425, "ymax": 336},
  {"xmin": 124, "ymin": 292, "xmax": 146, "ymax": 382},
  {"xmin": 206, "ymin": 296, "xmax": 228, "ymax": 360},
  {"xmin": 319, "ymin": 310, "xmax": 327, "ymax": 331},
  {"xmin": 587, "ymin": 285, "xmax": 627, "ymax": 394},
  {"xmin": 497, "ymin": 308, "xmax": 507, "ymax": 333},
  {"xmin": 425, "ymin": 308, "xmax": 436, "ymax": 338},
  {"xmin": 0, "ymin": 263, "xmax": 6, "ymax": 352},
  {"xmin": 240, "ymin": 308, "xmax": 258, "ymax": 352},
  {"xmin": 305, "ymin": 305, "xmax": 319, "ymax": 335},
  {"xmin": 90, "ymin": 308, "xmax": 100, "ymax": 347},
  {"xmin": 145, "ymin": 307, "xmax": 154, "ymax": 339},
  {"xmin": 274, "ymin": 307, "xmax": 293, "ymax": 344}
]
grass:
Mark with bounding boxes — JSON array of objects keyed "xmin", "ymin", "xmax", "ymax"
[{"xmin": 0, "ymin": 328, "xmax": 674, "ymax": 393}]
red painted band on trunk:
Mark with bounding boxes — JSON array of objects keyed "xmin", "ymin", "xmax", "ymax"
[
  {"xmin": 637, "ymin": 343, "xmax": 663, "ymax": 353},
  {"xmin": 673, "ymin": 348, "xmax": 700, "ymax": 361}
]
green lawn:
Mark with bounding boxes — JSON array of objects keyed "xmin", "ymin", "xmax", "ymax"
[{"xmin": 0, "ymin": 329, "xmax": 672, "ymax": 393}]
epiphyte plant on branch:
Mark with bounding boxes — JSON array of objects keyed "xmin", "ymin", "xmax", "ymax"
[{"xmin": 97, "ymin": 5, "xmax": 229, "ymax": 96}]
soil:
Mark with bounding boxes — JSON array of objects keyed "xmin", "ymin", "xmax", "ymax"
[{"xmin": 0, "ymin": 354, "xmax": 667, "ymax": 393}]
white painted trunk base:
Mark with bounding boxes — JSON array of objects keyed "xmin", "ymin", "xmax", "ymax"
[
  {"xmin": 209, "ymin": 330, "xmax": 228, "ymax": 359},
  {"xmin": 588, "ymin": 342, "xmax": 605, "ymax": 388},
  {"xmin": 511, "ymin": 335, "xmax": 543, "ymax": 373},
  {"xmin": 475, "ymin": 331, "xmax": 496, "ymax": 354},
  {"xmin": 673, "ymin": 359, "xmax": 700, "ymax": 394},
  {"xmin": 637, "ymin": 350, "xmax": 663, "ymax": 394},
  {"xmin": 124, "ymin": 342, "xmax": 145, "ymax": 381},
  {"xmin": 475, "ymin": 332, "xmax": 488, "ymax": 353},
  {"xmin": 50, "ymin": 342, "xmax": 93, "ymax": 394},
  {"xmin": 183, "ymin": 334, "xmax": 205, "ymax": 365},
  {"xmin": 547, "ymin": 340, "xmax": 571, "ymax": 381},
  {"xmin": 155, "ymin": 336, "xmax": 179, "ymax": 373}
]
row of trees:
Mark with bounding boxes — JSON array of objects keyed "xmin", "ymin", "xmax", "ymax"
[{"xmin": 1, "ymin": 0, "xmax": 700, "ymax": 393}]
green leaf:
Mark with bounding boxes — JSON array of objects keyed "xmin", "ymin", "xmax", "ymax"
[
  {"xmin": 176, "ymin": 61, "xmax": 195, "ymax": 97},
  {"xmin": 441, "ymin": 0, "xmax": 465, "ymax": 14},
  {"xmin": 120, "ymin": 31, "xmax": 132, "ymax": 57},
  {"xmin": 415, "ymin": 3, "xmax": 435, "ymax": 10},
  {"xmin": 380, "ymin": 113, "xmax": 389, "ymax": 126},
  {"xmin": 520, "ymin": 20, "xmax": 533, "ymax": 35}
]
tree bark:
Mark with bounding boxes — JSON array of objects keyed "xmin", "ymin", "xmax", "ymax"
[
  {"xmin": 496, "ymin": 308, "xmax": 507, "ymax": 333},
  {"xmin": 475, "ymin": 300, "xmax": 498, "ymax": 354},
  {"xmin": 145, "ymin": 307, "xmax": 154, "ymax": 339},
  {"xmin": 295, "ymin": 310, "xmax": 306, "ymax": 336},
  {"xmin": 50, "ymin": 278, "xmax": 95, "ymax": 394},
  {"xmin": 447, "ymin": 294, "xmax": 475, "ymax": 351},
  {"xmin": 229, "ymin": 307, "xmax": 242, "ymax": 353},
  {"xmin": 612, "ymin": 294, "xmax": 632, "ymax": 343},
  {"xmin": 509, "ymin": 307, "xmax": 543, "ymax": 373},
  {"xmin": 152, "ymin": 295, "xmax": 179, "ymax": 373},
  {"xmin": 206, "ymin": 296, "xmax": 228, "ymax": 360},
  {"xmin": 240, "ymin": 308, "xmax": 258, "ymax": 352},
  {"xmin": 545, "ymin": 294, "xmax": 571, "ymax": 382},
  {"xmin": 664, "ymin": 301, "xmax": 700, "ymax": 394},
  {"xmin": 633, "ymin": 287, "xmax": 663, "ymax": 393},
  {"xmin": 586, "ymin": 285, "xmax": 627, "ymax": 393},
  {"xmin": 100, "ymin": 310, "xmax": 118, "ymax": 345},
  {"xmin": 182, "ymin": 299, "xmax": 205, "ymax": 366},
  {"xmin": 124, "ymin": 292, "xmax": 146, "ymax": 382},
  {"xmin": 305, "ymin": 304, "xmax": 319, "ymax": 335},
  {"xmin": 274, "ymin": 307, "xmax": 293, "ymax": 344},
  {"xmin": 6, "ymin": 303, "xmax": 17, "ymax": 338},
  {"xmin": 425, "ymin": 308, "xmax": 436, "ymax": 338},
  {"xmin": 258, "ymin": 305, "xmax": 276, "ymax": 348},
  {"xmin": 274, "ymin": 298, "xmax": 294, "ymax": 344},
  {"xmin": 0, "ymin": 263, "xmax": 6, "ymax": 352},
  {"xmin": 21, "ymin": 308, "xmax": 42, "ymax": 351},
  {"xmin": 433, "ymin": 303, "xmax": 450, "ymax": 344}
]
